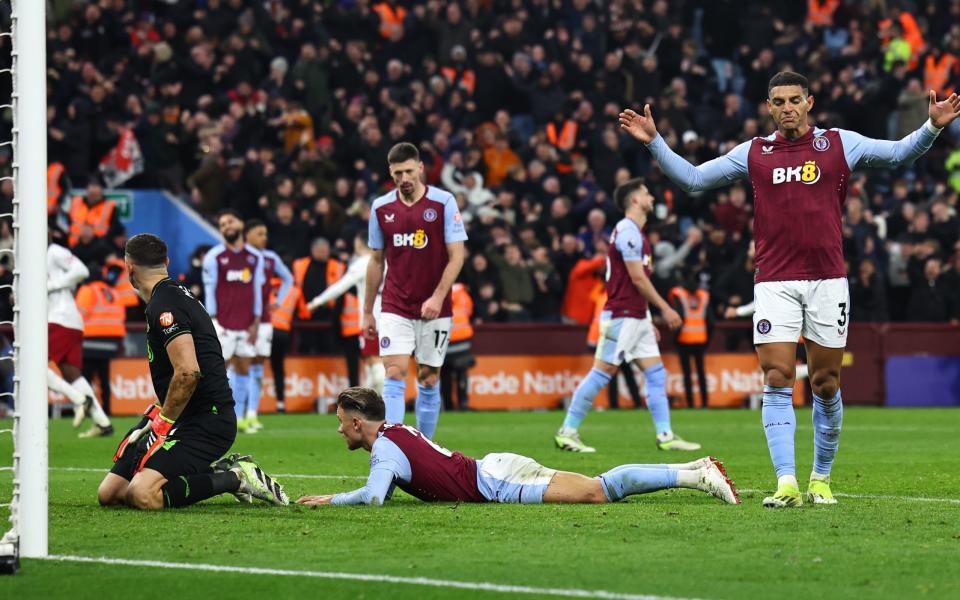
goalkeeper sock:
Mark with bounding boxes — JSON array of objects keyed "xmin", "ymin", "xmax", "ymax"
[
  {"xmin": 247, "ymin": 363, "xmax": 264, "ymax": 419},
  {"xmin": 812, "ymin": 389, "xmax": 843, "ymax": 476},
  {"xmin": 598, "ymin": 464, "xmax": 679, "ymax": 501},
  {"xmin": 762, "ymin": 385, "xmax": 796, "ymax": 479},
  {"xmin": 562, "ymin": 368, "xmax": 611, "ymax": 430},
  {"xmin": 230, "ymin": 370, "xmax": 250, "ymax": 420},
  {"xmin": 383, "ymin": 377, "xmax": 406, "ymax": 423},
  {"xmin": 643, "ymin": 364, "xmax": 671, "ymax": 435},
  {"xmin": 162, "ymin": 471, "xmax": 240, "ymax": 508},
  {"xmin": 415, "ymin": 382, "xmax": 441, "ymax": 439},
  {"xmin": 71, "ymin": 376, "xmax": 111, "ymax": 427},
  {"xmin": 47, "ymin": 368, "xmax": 85, "ymax": 406}
]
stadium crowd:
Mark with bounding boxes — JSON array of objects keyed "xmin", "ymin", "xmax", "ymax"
[{"xmin": 24, "ymin": 0, "xmax": 960, "ymax": 342}]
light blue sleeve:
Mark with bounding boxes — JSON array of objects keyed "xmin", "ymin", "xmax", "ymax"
[
  {"xmin": 443, "ymin": 194, "xmax": 468, "ymax": 244},
  {"xmin": 269, "ymin": 250, "xmax": 294, "ymax": 303},
  {"xmin": 368, "ymin": 208, "xmax": 384, "ymax": 250},
  {"xmin": 252, "ymin": 249, "xmax": 264, "ymax": 318},
  {"xmin": 645, "ymin": 135, "xmax": 750, "ymax": 193},
  {"xmin": 837, "ymin": 121, "xmax": 941, "ymax": 171},
  {"xmin": 332, "ymin": 437, "xmax": 411, "ymax": 506},
  {"xmin": 616, "ymin": 224, "xmax": 645, "ymax": 262},
  {"xmin": 201, "ymin": 248, "xmax": 219, "ymax": 317}
]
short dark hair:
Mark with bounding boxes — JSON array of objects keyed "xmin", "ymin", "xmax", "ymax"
[
  {"xmin": 125, "ymin": 233, "xmax": 168, "ymax": 268},
  {"xmin": 613, "ymin": 177, "xmax": 647, "ymax": 212},
  {"xmin": 387, "ymin": 142, "xmax": 420, "ymax": 164},
  {"xmin": 244, "ymin": 218, "xmax": 266, "ymax": 234},
  {"xmin": 767, "ymin": 71, "xmax": 809, "ymax": 97},
  {"xmin": 336, "ymin": 387, "xmax": 385, "ymax": 421},
  {"xmin": 217, "ymin": 208, "xmax": 243, "ymax": 222}
]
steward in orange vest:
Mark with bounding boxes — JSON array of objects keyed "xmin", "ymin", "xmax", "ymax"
[
  {"xmin": 47, "ymin": 162, "xmax": 70, "ymax": 217},
  {"xmin": 545, "ymin": 112, "xmax": 579, "ymax": 174},
  {"xmin": 268, "ymin": 282, "xmax": 302, "ymax": 410},
  {"xmin": 442, "ymin": 283, "xmax": 476, "ymax": 411},
  {"xmin": 103, "ymin": 258, "xmax": 140, "ymax": 308},
  {"xmin": 291, "ymin": 252, "xmax": 358, "ymax": 336},
  {"xmin": 68, "ymin": 180, "xmax": 121, "ymax": 247},
  {"xmin": 924, "ymin": 50, "xmax": 958, "ymax": 97},
  {"xmin": 668, "ymin": 275, "xmax": 711, "ymax": 408},
  {"xmin": 372, "ymin": 1, "xmax": 407, "ymax": 41},
  {"xmin": 806, "ymin": 0, "xmax": 840, "ymax": 27},
  {"xmin": 76, "ymin": 267, "xmax": 127, "ymax": 414}
]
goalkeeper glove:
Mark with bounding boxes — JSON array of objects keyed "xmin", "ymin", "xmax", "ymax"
[
  {"xmin": 113, "ymin": 403, "xmax": 160, "ymax": 462},
  {"xmin": 133, "ymin": 411, "xmax": 176, "ymax": 474}
]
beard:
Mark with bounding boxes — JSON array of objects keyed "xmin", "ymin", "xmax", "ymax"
[{"xmin": 223, "ymin": 230, "xmax": 240, "ymax": 244}]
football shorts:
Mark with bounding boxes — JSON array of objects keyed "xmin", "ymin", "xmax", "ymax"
[
  {"xmin": 753, "ymin": 278, "xmax": 850, "ymax": 348},
  {"xmin": 476, "ymin": 453, "xmax": 558, "ymax": 504},
  {"xmin": 214, "ymin": 320, "xmax": 257, "ymax": 360},
  {"xmin": 254, "ymin": 323, "xmax": 273, "ymax": 358},
  {"xmin": 594, "ymin": 313, "xmax": 661, "ymax": 365},
  {"xmin": 49, "ymin": 323, "xmax": 83, "ymax": 368},
  {"xmin": 377, "ymin": 312, "xmax": 452, "ymax": 368}
]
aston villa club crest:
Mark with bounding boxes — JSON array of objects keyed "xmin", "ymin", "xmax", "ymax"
[
  {"xmin": 756, "ymin": 319, "xmax": 772, "ymax": 334},
  {"xmin": 423, "ymin": 207, "xmax": 438, "ymax": 223},
  {"xmin": 812, "ymin": 136, "xmax": 830, "ymax": 152}
]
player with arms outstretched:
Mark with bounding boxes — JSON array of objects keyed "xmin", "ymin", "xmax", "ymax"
[
  {"xmin": 620, "ymin": 71, "xmax": 960, "ymax": 507},
  {"xmin": 307, "ymin": 233, "xmax": 386, "ymax": 395},
  {"xmin": 555, "ymin": 178, "xmax": 701, "ymax": 453},
  {"xmin": 244, "ymin": 219, "xmax": 293, "ymax": 430},
  {"xmin": 97, "ymin": 234, "xmax": 288, "ymax": 509},
  {"xmin": 297, "ymin": 387, "xmax": 738, "ymax": 507},
  {"xmin": 364, "ymin": 143, "xmax": 467, "ymax": 439}
]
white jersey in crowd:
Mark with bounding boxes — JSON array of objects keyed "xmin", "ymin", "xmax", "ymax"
[
  {"xmin": 47, "ymin": 243, "xmax": 89, "ymax": 331},
  {"xmin": 310, "ymin": 253, "xmax": 382, "ymax": 318}
]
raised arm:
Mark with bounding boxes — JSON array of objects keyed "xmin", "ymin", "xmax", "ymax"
[
  {"xmin": 201, "ymin": 248, "xmax": 219, "ymax": 317},
  {"xmin": 308, "ymin": 256, "xmax": 367, "ymax": 310},
  {"xmin": 620, "ymin": 105, "xmax": 749, "ymax": 193},
  {"xmin": 271, "ymin": 251, "xmax": 294, "ymax": 305}
]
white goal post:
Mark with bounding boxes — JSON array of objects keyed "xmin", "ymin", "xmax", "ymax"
[{"xmin": 1, "ymin": 0, "xmax": 49, "ymax": 571}]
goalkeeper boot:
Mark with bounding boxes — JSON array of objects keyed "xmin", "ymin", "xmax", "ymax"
[
  {"xmin": 806, "ymin": 477, "xmax": 838, "ymax": 505},
  {"xmin": 656, "ymin": 432, "xmax": 701, "ymax": 451},
  {"xmin": 233, "ymin": 458, "xmax": 289, "ymax": 506},
  {"xmin": 762, "ymin": 481, "xmax": 803, "ymax": 508},
  {"xmin": 554, "ymin": 427, "xmax": 596, "ymax": 453},
  {"xmin": 78, "ymin": 423, "xmax": 114, "ymax": 438},
  {"xmin": 697, "ymin": 461, "xmax": 741, "ymax": 504},
  {"xmin": 212, "ymin": 453, "xmax": 254, "ymax": 503},
  {"xmin": 72, "ymin": 396, "xmax": 93, "ymax": 428}
]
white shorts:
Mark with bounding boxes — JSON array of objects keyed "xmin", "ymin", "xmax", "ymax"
[
  {"xmin": 476, "ymin": 453, "xmax": 557, "ymax": 504},
  {"xmin": 753, "ymin": 278, "xmax": 850, "ymax": 348},
  {"xmin": 253, "ymin": 323, "xmax": 273, "ymax": 357},
  {"xmin": 595, "ymin": 313, "xmax": 660, "ymax": 365},
  {"xmin": 214, "ymin": 321, "xmax": 256, "ymax": 360},
  {"xmin": 377, "ymin": 313, "xmax": 452, "ymax": 368}
]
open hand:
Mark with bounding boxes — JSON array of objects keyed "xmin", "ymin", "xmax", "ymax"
[
  {"xmin": 618, "ymin": 105, "xmax": 659, "ymax": 144},
  {"xmin": 297, "ymin": 495, "xmax": 334, "ymax": 506},
  {"xmin": 929, "ymin": 91, "xmax": 960, "ymax": 129}
]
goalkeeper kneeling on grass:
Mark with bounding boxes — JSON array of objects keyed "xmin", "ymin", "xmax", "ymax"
[
  {"xmin": 96, "ymin": 233, "xmax": 288, "ymax": 510},
  {"xmin": 298, "ymin": 387, "xmax": 740, "ymax": 507}
]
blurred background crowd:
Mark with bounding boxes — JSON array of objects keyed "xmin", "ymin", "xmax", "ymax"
[{"xmin": 11, "ymin": 0, "xmax": 960, "ymax": 336}]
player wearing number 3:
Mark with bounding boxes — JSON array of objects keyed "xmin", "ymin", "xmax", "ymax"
[
  {"xmin": 364, "ymin": 143, "xmax": 468, "ymax": 439},
  {"xmin": 555, "ymin": 179, "xmax": 701, "ymax": 454},
  {"xmin": 620, "ymin": 71, "xmax": 960, "ymax": 507}
]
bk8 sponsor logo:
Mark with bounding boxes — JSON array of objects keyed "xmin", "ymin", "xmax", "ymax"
[
  {"xmin": 225, "ymin": 267, "xmax": 253, "ymax": 283},
  {"xmin": 772, "ymin": 160, "xmax": 820, "ymax": 185},
  {"xmin": 393, "ymin": 229, "xmax": 429, "ymax": 249}
]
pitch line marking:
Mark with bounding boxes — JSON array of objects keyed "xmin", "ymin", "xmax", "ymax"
[
  {"xmin": 50, "ymin": 468, "xmax": 960, "ymax": 504},
  {"xmin": 43, "ymin": 554, "xmax": 703, "ymax": 600}
]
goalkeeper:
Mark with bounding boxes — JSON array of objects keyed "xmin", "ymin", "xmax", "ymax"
[{"xmin": 96, "ymin": 234, "xmax": 288, "ymax": 509}]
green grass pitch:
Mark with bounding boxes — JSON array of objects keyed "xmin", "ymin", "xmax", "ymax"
[{"xmin": 1, "ymin": 408, "xmax": 958, "ymax": 599}]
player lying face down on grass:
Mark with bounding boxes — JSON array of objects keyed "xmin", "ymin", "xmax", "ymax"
[
  {"xmin": 96, "ymin": 233, "xmax": 289, "ymax": 510},
  {"xmin": 297, "ymin": 387, "xmax": 740, "ymax": 506}
]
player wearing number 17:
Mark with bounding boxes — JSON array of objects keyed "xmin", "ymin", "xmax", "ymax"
[
  {"xmin": 364, "ymin": 143, "xmax": 467, "ymax": 439},
  {"xmin": 620, "ymin": 71, "xmax": 960, "ymax": 507}
]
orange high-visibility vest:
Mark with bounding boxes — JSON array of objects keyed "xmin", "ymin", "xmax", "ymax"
[
  {"xmin": 669, "ymin": 287, "xmax": 709, "ymax": 345},
  {"xmin": 104, "ymin": 258, "xmax": 139, "ymax": 307},
  {"xmin": 880, "ymin": 13, "xmax": 924, "ymax": 69},
  {"xmin": 68, "ymin": 196, "xmax": 116, "ymax": 246},
  {"xmin": 76, "ymin": 281, "xmax": 126, "ymax": 338},
  {"xmin": 924, "ymin": 53, "xmax": 958, "ymax": 97},
  {"xmin": 450, "ymin": 283, "xmax": 474, "ymax": 342},
  {"xmin": 341, "ymin": 293, "xmax": 361, "ymax": 337},
  {"xmin": 441, "ymin": 66, "xmax": 476, "ymax": 95},
  {"xmin": 546, "ymin": 120, "xmax": 578, "ymax": 152},
  {"xmin": 271, "ymin": 285, "xmax": 302, "ymax": 332},
  {"xmin": 586, "ymin": 287, "xmax": 606, "ymax": 347},
  {"xmin": 292, "ymin": 257, "xmax": 357, "ymax": 334},
  {"xmin": 561, "ymin": 255, "xmax": 606, "ymax": 325},
  {"xmin": 807, "ymin": 0, "xmax": 840, "ymax": 26},
  {"xmin": 372, "ymin": 2, "xmax": 407, "ymax": 39},
  {"xmin": 47, "ymin": 163, "xmax": 65, "ymax": 215}
]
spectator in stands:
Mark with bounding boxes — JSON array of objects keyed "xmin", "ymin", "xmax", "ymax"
[
  {"xmin": 486, "ymin": 241, "xmax": 534, "ymax": 322},
  {"xmin": 851, "ymin": 257, "xmax": 889, "ymax": 322},
  {"xmin": 68, "ymin": 179, "xmax": 121, "ymax": 249},
  {"xmin": 908, "ymin": 257, "xmax": 956, "ymax": 322}
]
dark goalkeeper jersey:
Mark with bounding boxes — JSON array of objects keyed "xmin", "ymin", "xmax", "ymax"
[{"xmin": 145, "ymin": 277, "xmax": 233, "ymax": 418}]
